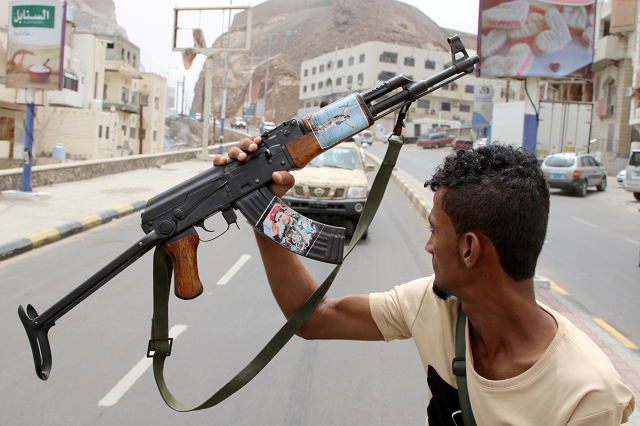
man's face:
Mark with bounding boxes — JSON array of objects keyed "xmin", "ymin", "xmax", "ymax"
[
  {"xmin": 425, "ymin": 189, "xmax": 465, "ymax": 300},
  {"xmin": 275, "ymin": 210, "xmax": 295, "ymax": 226}
]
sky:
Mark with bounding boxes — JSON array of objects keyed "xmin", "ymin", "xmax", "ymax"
[{"xmin": 111, "ymin": 0, "xmax": 480, "ymax": 109}]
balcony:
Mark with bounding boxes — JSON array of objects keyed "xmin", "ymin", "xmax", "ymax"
[
  {"xmin": 594, "ymin": 35, "xmax": 619, "ymax": 72},
  {"xmin": 103, "ymin": 102, "xmax": 140, "ymax": 114}
]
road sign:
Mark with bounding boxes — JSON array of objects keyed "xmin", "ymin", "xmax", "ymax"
[
  {"xmin": 256, "ymin": 99, "xmax": 266, "ymax": 118},
  {"xmin": 243, "ymin": 102, "xmax": 255, "ymax": 118}
]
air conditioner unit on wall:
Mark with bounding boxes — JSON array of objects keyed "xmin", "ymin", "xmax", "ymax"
[
  {"xmin": 411, "ymin": 107, "xmax": 416, "ymax": 113},
  {"xmin": 453, "ymin": 114, "xmax": 461, "ymax": 120},
  {"xmin": 430, "ymin": 109, "xmax": 436, "ymax": 114},
  {"xmin": 625, "ymin": 87, "xmax": 635, "ymax": 97},
  {"xmin": 453, "ymin": 102, "xmax": 459, "ymax": 107}
]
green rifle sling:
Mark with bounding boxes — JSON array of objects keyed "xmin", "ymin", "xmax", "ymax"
[
  {"xmin": 149, "ymin": 137, "xmax": 403, "ymax": 411},
  {"xmin": 453, "ymin": 305, "xmax": 478, "ymax": 426}
]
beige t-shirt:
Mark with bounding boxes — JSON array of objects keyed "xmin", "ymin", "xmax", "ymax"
[{"xmin": 370, "ymin": 276, "xmax": 635, "ymax": 425}]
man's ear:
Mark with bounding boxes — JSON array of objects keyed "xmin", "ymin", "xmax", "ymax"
[{"xmin": 459, "ymin": 232, "xmax": 480, "ymax": 268}]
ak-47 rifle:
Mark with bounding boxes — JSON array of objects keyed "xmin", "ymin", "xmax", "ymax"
[{"xmin": 19, "ymin": 36, "xmax": 479, "ymax": 381}]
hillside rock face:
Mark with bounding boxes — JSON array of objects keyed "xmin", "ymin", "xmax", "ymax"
[
  {"xmin": 191, "ymin": 0, "xmax": 476, "ymax": 124},
  {"xmin": 68, "ymin": 0, "xmax": 128, "ymax": 38}
]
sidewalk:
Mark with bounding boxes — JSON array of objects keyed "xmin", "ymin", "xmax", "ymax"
[{"xmin": 1, "ymin": 154, "xmax": 639, "ymax": 423}]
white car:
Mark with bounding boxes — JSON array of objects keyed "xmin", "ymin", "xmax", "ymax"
[
  {"xmin": 473, "ymin": 138, "xmax": 488, "ymax": 149},
  {"xmin": 616, "ymin": 169, "xmax": 626, "ymax": 185},
  {"xmin": 623, "ymin": 149, "xmax": 640, "ymax": 200},
  {"xmin": 354, "ymin": 130, "xmax": 374, "ymax": 146},
  {"xmin": 231, "ymin": 117, "xmax": 246, "ymax": 129}
]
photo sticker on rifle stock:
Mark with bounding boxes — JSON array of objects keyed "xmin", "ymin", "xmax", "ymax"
[
  {"xmin": 256, "ymin": 197, "xmax": 324, "ymax": 256},
  {"xmin": 308, "ymin": 95, "xmax": 369, "ymax": 149}
]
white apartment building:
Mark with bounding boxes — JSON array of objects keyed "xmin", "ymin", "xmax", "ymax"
[
  {"xmin": 298, "ymin": 41, "xmax": 521, "ymax": 136},
  {"xmin": 591, "ymin": 0, "xmax": 640, "ymax": 171}
]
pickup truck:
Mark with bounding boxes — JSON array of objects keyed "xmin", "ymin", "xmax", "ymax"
[{"xmin": 231, "ymin": 117, "xmax": 247, "ymax": 129}]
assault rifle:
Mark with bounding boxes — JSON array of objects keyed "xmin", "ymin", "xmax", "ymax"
[{"xmin": 19, "ymin": 36, "xmax": 479, "ymax": 381}]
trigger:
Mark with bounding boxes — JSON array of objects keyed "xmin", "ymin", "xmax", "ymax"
[{"xmin": 221, "ymin": 206, "xmax": 238, "ymax": 226}]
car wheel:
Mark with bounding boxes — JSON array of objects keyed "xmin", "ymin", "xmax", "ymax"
[
  {"xmin": 634, "ymin": 192, "xmax": 640, "ymax": 201},
  {"xmin": 575, "ymin": 179, "xmax": 587, "ymax": 197},
  {"xmin": 596, "ymin": 176, "xmax": 607, "ymax": 191}
]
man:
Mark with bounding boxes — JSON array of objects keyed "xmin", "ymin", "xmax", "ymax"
[{"xmin": 215, "ymin": 137, "xmax": 635, "ymax": 425}]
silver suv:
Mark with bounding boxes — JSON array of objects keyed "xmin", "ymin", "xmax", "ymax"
[{"xmin": 541, "ymin": 152, "xmax": 607, "ymax": 197}]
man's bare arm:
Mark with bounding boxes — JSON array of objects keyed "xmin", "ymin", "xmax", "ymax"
[{"xmin": 215, "ymin": 137, "xmax": 383, "ymax": 341}]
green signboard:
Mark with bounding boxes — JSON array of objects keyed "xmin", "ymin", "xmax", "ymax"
[{"xmin": 11, "ymin": 5, "xmax": 55, "ymax": 28}]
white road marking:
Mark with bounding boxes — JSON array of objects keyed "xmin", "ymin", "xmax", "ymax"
[
  {"xmin": 625, "ymin": 238, "xmax": 639, "ymax": 246},
  {"xmin": 217, "ymin": 254, "xmax": 251, "ymax": 285},
  {"xmin": 570, "ymin": 216, "xmax": 598, "ymax": 228},
  {"xmin": 98, "ymin": 324, "xmax": 187, "ymax": 407}
]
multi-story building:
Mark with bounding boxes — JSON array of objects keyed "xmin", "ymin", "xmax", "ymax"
[
  {"xmin": 298, "ymin": 41, "xmax": 521, "ymax": 136},
  {"xmin": 591, "ymin": 0, "xmax": 640, "ymax": 171}
]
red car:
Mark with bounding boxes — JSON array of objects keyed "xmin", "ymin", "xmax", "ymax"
[{"xmin": 452, "ymin": 138, "xmax": 473, "ymax": 150}]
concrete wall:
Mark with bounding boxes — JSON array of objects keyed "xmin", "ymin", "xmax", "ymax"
[{"xmin": 0, "ymin": 143, "xmax": 239, "ymax": 191}]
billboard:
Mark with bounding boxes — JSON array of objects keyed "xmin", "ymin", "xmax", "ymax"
[
  {"xmin": 478, "ymin": 0, "xmax": 595, "ymax": 79},
  {"xmin": 6, "ymin": 0, "xmax": 65, "ymax": 90},
  {"xmin": 610, "ymin": 0, "xmax": 637, "ymax": 33},
  {"xmin": 473, "ymin": 84, "xmax": 494, "ymax": 138}
]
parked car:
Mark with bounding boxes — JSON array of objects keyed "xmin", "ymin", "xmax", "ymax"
[
  {"xmin": 354, "ymin": 130, "xmax": 374, "ymax": 146},
  {"xmin": 623, "ymin": 149, "xmax": 640, "ymax": 201},
  {"xmin": 540, "ymin": 152, "xmax": 607, "ymax": 197},
  {"xmin": 473, "ymin": 138, "xmax": 488, "ymax": 149},
  {"xmin": 281, "ymin": 142, "xmax": 375, "ymax": 238},
  {"xmin": 260, "ymin": 121, "xmax": 277, "ymax": 134},
  {"xmin": 452, "ymin": 137, "xmax": 473, "ymax": 150},
  {"xmin": 617, "ymin": 169, "xmax": 626, "ymax": 185},
  {"xmin": 416, "ymin": 132, "xmax": 454, "ymax": 149},
  {"xmin": 231, "ymin": 117, "xmax": 247, "ymax": 129}
]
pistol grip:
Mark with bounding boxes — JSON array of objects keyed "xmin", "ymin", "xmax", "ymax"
[{"xmin": 162, "ymin": 230, "xmax": 204, "ymax": 300}]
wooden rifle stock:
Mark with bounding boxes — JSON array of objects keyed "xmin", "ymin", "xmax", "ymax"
[{"xmin": 162, "ymin": 230, "xmax": 204, "ymax": 300}]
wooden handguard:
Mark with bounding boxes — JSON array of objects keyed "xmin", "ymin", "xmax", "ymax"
[{"xmin": 162, "ymin": 231, "xmax": 204, "ymax": 300}]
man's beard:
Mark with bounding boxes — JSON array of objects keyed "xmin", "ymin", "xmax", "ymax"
[{"xmin": 432, "ymin": 281, "xmax": 451, "ymax": 301}]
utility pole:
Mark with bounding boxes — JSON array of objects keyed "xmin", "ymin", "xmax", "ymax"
[
  {"xmin": 219, "ymin": 1, "xmax": 233, "ymax": 152},
  {"xmin": 263, "ymin": 29, "xmax": 272, "ymax": 122},
  {"xmin": 138, "ymin": 101, "xmax": 144, "ymax": 154},
  {"xmin": 181, "ymin": 76, "xmax": 186, "ymax": 116}
]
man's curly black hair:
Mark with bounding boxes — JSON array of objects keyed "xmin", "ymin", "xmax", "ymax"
[{"xmin": 425, "ymin": 144, "xmax": 549, "ymax": 281}]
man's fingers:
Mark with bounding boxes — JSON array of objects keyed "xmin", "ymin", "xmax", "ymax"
[{"xmin": 213, "ymin": 155, "xmax": 227, "ymax": 166}]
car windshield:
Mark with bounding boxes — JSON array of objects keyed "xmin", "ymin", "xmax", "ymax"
[
  {"xmin": 545, "ymin": 157, "xmax": 575, "ymax": 167},
  {"xmin": 630, "ymin": 152, "xmax": 640, "ymax": 166},
  {"xmin": 308, "ymin": 147, "xmax": 360, "ymax": 170}
]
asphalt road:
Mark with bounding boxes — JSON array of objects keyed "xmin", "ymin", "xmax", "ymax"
[
  {"xmin": 367, "ymin": 142, "xmax": 640, "ymax": 348},
  {"xmin": 1, "ymin": 165, "xmax": 436, "ymax": 426}
]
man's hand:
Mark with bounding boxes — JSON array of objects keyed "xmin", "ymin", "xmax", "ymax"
[{"xmin": 213, "ymin": 135, "xmax": 295, "ymax": 198}]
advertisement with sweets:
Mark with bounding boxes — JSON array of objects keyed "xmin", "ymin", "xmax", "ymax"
[
  {"xmin": 478, "ymin": 0, "xmax": 595, "ymax": 78},
  {"xmin": 6, "ymin": 0, "xmax": 66, "ymax": 90}
]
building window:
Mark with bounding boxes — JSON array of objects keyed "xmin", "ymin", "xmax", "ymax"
[
  {"xmin": 314, "ymin": 100, "xmax": 319, "ymax": 106},
  {"xmin": 304, "ymin": 69, "xmax": 308, "ymax": 77},
  {"xmin": 336, "ymin": 77, "xmax": 342, "ymax": 86},
  {"xmin": 348, "ymin": 56, "xmax": 354, "ymax": 66},
  {"xmin": 312, "ymin": 67, "xmax": 316, "ymax": 75},
  {"xmin": 122, "ymin": 125, "xmax": 127, "ymax": 133},
  {"xmin": 155, "ymin": 96, "xmax": 159, "ymax": 109},
  {"xmin": 103, "ymin": 84, "xmax": 108, "ymax": 100},
  {"xmin": 441, "ymin": 102, "xmax": 451, "ymax": 111},
  {"xmin": 379, "ymin": 51, "xmax": 398, "ymax": 63},
  {"xmin": 327, "ymin": 61, "xmax": 333, "ymax": 70},
  {"xmin": 347, "ymin": 75, "xmax": 353, "ymax": 84},
  {"xmin": 140, "ymin": 94, "xmax": 149, "ymax": 106},
  {"xmin": 357, "ymin": 73, "xmax": 364, "ymax": 84},
  {"xmin": 130, "ymin": 127, "xmax": 136, "ymax": 138},
  {"xmin": 607, "ymin": 123, "xmax": 614, "ymax": 151},
  {"xmin": 425, "ymin": 59, "xmax": 436, "ymax": 69},
  {"xmin": 319, "ymin": 64, "xmax": 324, "ymax": 72},
  {"xmin": 131, "ymin": 91, "xmax": 139, "ymax": 105},
  {"xmin": 311, "ymin": 83, "xmax": 315, "ymax": 91},
  {"xmin": 98, "ymin": 125, "xmax": 102, "ymax": 138},
  {"xmin": 337, "ymin": 59, "xmax": 343, "ymax": 68},
  {"xmin": 465, "ymin": 85, "xmax": 474, "ymax": 94},
  {"xmin": 450, "ymin": 83, "xmax": 458, "ymax": 91},
  {"xmin": 417, "ymin": 99, "xmax": 430, "ymax": 109},
  {"xmin": 500, "ymin": 89, "xmax": 515, "ymax": 99},
  {"xmin": 359, "ymin": 53, "xmax": 365, "ymax": 63},
  {"xmin": 460, "ymin": 104, "xmax": 471, "ymax": 112},
  {"xmin": 306, "ymin": 102, "xmax": 311, "ymax": 107},
  {"xmin": 303, "ymin": 85, "xmax": 307, "ymax": 93},
  {"xmin": 63, "ymin": 72, "xmax": 78, "ymax": 91},
  {"xmin": 107, "ymin": 42, "xmax": 114, "ymax": 49},
  {"xmin": 377, "ymin": 71, "xmax": 396, "ymax": 81},
  {"xmin": 443, "ymin": 84, "xmax": 449, "ymax": 90},
  {"xmin": 318, "ymin": 81, "xmax": 323, "ymax": 89},
  {"xmin": 121, "ymin": 48, "xmax": 124, "ymax": 59},
  {"xmin": 153, "ymin": 130, "xmax": 157, "ymax": 141},
  {"xmin": 121, "ymin": 87, "xmax": 129, "ymax": 103},
  {"xmin": 404, "ymin": 57, "xmax": 415, "ymax": 66},
  {"xmin": 105, "ymin": 127, "xmax": 109, "ymax": 139},
  {"xmin": 140, "ymin": 129, "xmax": 146, "ymax": 139}
]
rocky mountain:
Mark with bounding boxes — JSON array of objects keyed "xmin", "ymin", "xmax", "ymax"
[
  {"xmin": 190, "ymin": 0, "xmax": 476, "ymax": 124},
  {"xmin": 67, "ymin": 0, "xmax": 128, "ymax": 38}
]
